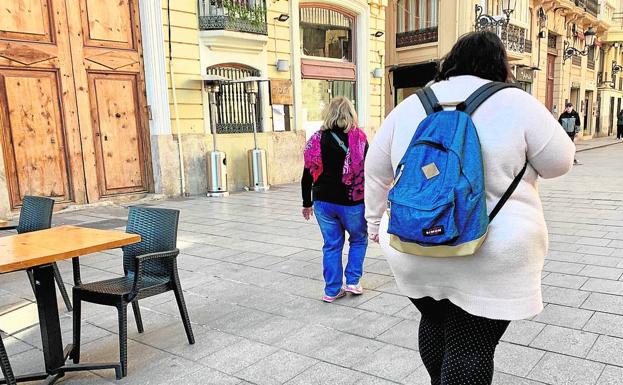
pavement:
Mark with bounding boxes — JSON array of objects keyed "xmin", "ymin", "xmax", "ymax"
[{"xmin": 0, "ymin": 142, "xmax": 622, "ymax": 385}]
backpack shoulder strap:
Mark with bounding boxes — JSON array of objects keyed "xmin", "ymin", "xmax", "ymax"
[
  {"xmin": 415, "ymin": 87, "xmax": 441, "ymax": 116},
  {"xmin": 464, "ymin": 82, "xmax": 518, "ymax": 115},
  {"xmin": 489, "ymin": 161, "xmax": 528, "ymax": 222}
]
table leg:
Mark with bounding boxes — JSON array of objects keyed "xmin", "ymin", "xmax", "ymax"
[
  {"xmin": 0, "ymin": 265, "xmax": 122, "ymax": 384},
  {"xmin": 31, "ymin": 265, "xmax": 65, "ymax": 373}
]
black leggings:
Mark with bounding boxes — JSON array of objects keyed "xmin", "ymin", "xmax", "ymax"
[
  {"xmin": 411, "ymin": 297, "xmax": 510, "ymax": 385},
  {"xmin": 617, "ymin": 125, "xmax": 623, "ymax": 139}
]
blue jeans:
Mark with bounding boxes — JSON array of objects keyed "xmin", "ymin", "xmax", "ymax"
[{"xmin": 314, "ymin": 201, "xmax": 368, "ymax": 296}]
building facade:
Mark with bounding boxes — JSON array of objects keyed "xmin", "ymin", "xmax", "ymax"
[
  {"xmin": 385, "ymin": 0, "xmax": 617, "ymax": 139},
  {"xmin": 0, "ymin": 0, "xmax": 385, "ymax": 215}
]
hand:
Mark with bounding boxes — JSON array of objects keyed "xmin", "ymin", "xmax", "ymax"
[
  {"xmin": 369, "ymin": 233, "xmax": 379, "ymax": 243},
  {"xmin": 302, "ymin": 207, "xmax": 314, "ymax": 221}
]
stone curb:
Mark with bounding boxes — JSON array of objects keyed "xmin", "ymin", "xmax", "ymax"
[{"xmin": 576, "ymin": 141, "xmax": 623, "ymax": 153}]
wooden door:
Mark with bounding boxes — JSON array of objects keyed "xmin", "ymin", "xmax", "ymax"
[
  {"xmin": 66, "ymin": 0, "xmax": 151, "ymax": 198},
  {"xmin": 546, "ymin": 54, "xmax": 555, "ymax": 112},
  {"xmin": 0, "ymin": 0, "xmax": 151, "ymax": 208},
  {"xmin": 0, "ymin": 0, "xmax": 86, "ymax": 207}
]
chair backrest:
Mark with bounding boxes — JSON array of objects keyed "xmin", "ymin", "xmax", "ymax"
[
  {"xmin": 17, "ymin": 196, "xmax": 54, "ymax": 234},
  {"xmin": 122, "ymin": 206, "xmax": 180, "ymax": 275}
]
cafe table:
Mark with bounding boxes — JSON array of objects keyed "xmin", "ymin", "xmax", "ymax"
[{"xmin": 0, "ymin": 226, "xmax": 140, "ymax": 384}]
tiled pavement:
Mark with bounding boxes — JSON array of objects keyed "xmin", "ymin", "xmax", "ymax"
[{"xmin": 1, "ymin": 142, "xmax": 623, "ymax": 385}]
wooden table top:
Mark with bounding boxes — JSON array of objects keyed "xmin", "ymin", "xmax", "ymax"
[{"xmin": 0, "ymin": 225, "xmax": 140, "ymax": 273}]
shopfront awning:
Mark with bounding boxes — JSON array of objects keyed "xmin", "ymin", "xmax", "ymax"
[{"xmin": 390, "ymin": 61, "xmax": 438, "ymax": 89}]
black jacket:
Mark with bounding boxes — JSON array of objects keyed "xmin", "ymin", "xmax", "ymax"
[{"xmin": 558, "ymin": 110, "xmax": 581, "ymax": 133}]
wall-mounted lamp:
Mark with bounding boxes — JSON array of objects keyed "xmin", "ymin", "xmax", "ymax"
[
  {"xmin": 613, "ymin": 61, "xmax": 623, "ymax": 77},
  {"xmin": 275, "ymin": 14, "xmax": 289, "ymax": 22},
  {"xmin": 563, "ymin": 27, "xmax": 596, "ymax": 61},
  {"xmin": 276, "ymin": 59, "xmax": 289, "ymax": 72},
  {"xmin": 372, "ymin": 68, "xmax": 383, "ymax": 78},
  {"xmin": 371, "ymin": 31, "xmax": 384, "ymax": 38},
  {"xmin": 475, "ymin": 0, "xmax": 516, "ymax": 31}
]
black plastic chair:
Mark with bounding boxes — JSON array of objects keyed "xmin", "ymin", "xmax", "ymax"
[
  {"xmin": 70, "ymin": 206, "xmax": 194, "ymax": 378},
  {"xmin": 3, "ymin": 196, "xmax": 72, "ymax": 312},
  {"xmin": 0, "ymin": 335, "xmax": 16, "ymax": 385}
]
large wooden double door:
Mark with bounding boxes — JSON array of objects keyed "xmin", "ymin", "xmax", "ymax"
[{"xmin": 0, "ymin": 0, "xmax": 152, "ymax": 208}]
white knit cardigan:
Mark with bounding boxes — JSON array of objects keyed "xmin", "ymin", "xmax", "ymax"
[{"xmin": 365, "ymin": 75, "xmax": 575, "ymax": 320}]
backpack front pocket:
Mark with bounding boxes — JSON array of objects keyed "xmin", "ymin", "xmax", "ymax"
[{"xmin": 388, "ymin": 198, "xmax": 459, "ymax": 245}]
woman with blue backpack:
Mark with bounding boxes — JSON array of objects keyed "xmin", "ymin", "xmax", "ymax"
[
  {"xmin": 365, "ymin": 31, "xmax": 575, "ymax": 385},
  {"xmin": 301, "ymin": 96, "xmax": 369, "ymax": 303}
]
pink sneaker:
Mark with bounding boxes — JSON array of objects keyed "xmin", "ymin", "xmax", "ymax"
[
  {"xmin": 345, "ymin": 283, "xmax": 363, "ymax": 295},
  {"xmin": 322, "ymin": 289, "xmax": 346, "ymax": 303}
]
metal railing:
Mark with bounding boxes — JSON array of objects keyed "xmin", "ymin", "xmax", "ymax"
[
  {"xmin": 198, "ymin": 0, "xmax": 268, "ymax": 35},
  {"xmin": 396, "ymin": 26, "xmax": 438, "ymax": 48},
  {"xmin": 575, "ymin": 0, "xmax": 598, "ymax": 16},
  {"xmin": 207, "ymin": 65, "xmax": 263, "ymax": 134},
  {"xmin": 499, "ymin": 23, "xmax": 529, "ymax": 55}
]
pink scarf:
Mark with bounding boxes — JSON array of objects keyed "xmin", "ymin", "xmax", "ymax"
[{"xmin": 303, "ymin": 127, "xmax": 367, "ymax": 201}]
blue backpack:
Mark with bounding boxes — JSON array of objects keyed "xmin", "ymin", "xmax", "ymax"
[{"xmin": 387, "ymin": 82, "xmax": 527, "ymax": 257}]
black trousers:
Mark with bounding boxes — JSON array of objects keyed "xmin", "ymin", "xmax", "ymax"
[
  {"xmin": 411, "ymin": 297, "xmax": 510, "ymax": 385},
  {"xmin": 617, "ymin": 125, "xmax": 623, "ymax": 139}
]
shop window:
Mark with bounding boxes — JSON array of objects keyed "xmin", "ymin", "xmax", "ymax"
[
  {"xmin": 206, "ymin": 64, "xmax": 262, "ymax": 134},
  {"xmin": 300, "ymin": 7, "xmax": 353, "ymax": 61}
]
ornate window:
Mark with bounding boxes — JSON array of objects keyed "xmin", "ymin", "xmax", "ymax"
[
  {"xmin": 395, "ymin": 0, "xmax": 438, "ymax": 47},
  {"xmin": 206, "ymin": 64, "xmax": 262, "ymax": 134}
]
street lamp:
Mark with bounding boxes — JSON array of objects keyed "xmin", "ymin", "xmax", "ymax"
[
  {"xmin": 203, "ymin": 74, "xmax": 230, "ymax": 197},
  {"xmin": 563, "ymin": 27, "xmax": 597, "ymax": 62},
  {"xmin": 475, "ymin": 0, "xmax": 516, "ymax": 31},
  {"xmin": 239, "ymin": 76, "xmax": 270, "ymax": 192}
]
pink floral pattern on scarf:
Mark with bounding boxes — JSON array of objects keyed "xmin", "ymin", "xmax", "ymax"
[{"xmin": 303, "ymin": 127, "xmax": 367, "ymax": 201}]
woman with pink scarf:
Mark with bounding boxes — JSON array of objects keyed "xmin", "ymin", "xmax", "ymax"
[{"xmin": 301, "ymin": 97, "xmax": 368, "ymax": 303}]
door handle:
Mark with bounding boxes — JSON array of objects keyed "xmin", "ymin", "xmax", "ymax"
[{"xmin": 50, "ymin": 137, "xmax": 56, "ymax": 144}]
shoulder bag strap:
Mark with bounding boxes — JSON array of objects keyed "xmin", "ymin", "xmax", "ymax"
[{"xmin": 329, "ymin": 132, "xmax": 349, "ymax": 154}]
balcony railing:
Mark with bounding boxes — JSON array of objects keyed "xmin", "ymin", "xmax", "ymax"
[
  {"xmin": 198, "ymin": 0, "xmax": 268, "ymax": 35},
  {"xmin": 396, "ymin": 26, "xmax": 438, "ymax": 48},
  {"xmin": 575, "ymin": 0, "xmax": 599, "ymax": 16},
  {"xmin": 499, "ymin": 24, "xmax": 529, "ymax": 55},
  {"xmin": 588, "ymin": 59, "xmax": 596, "ymax": 70}
]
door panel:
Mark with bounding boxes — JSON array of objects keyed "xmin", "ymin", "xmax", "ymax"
[
  {"xmin": 546, "ymin": 54, "xmax": 555, "ymax": 112},
  {"xmin": 89, "ymin": 73, "xmax": 146, "ymax": 195},
  {"xmin": 0, "ymin": 0, "xmax": 86, "ymax": 208},
  {"xmin": 66, "ymin": 0, "xmax": 151, "ymax": 201},
  {"xmin": 0, "ymin": 0, "xmax": 52, "ymax": 42},
  {"xmin": 81, "ymin": 0, "xmax": 134, "ymax": 49},
  {"xmin": 0, "ymin": 70, "xmax": 71, "ymax": 203}
]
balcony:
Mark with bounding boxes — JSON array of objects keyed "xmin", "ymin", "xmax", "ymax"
[
  {"xmin": 575, "ymin": 0, "xmax": 599, "ymax": 17},
  {"xmin": 396, "ymin": 27, "xmax": 438, "ymax": 48},
  {"xmin": 198, "ymin": 0, "xmax": 268, "ymax": 35},
  {"xmin": 499, "ymin": 23, "xmax": 530, "ymax": 56}
]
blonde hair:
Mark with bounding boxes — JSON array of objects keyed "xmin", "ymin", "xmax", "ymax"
[{"xmin": 321, "ymin": 96, "xmax": 358, "ymax": 133}]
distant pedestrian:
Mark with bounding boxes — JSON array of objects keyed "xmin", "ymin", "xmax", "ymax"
[
  {"xmin": 365, "ymin": 31, "xmax": 575, "ymax": 385},
  {"xmin": 617, "ymin": 109, "xmax": 623, "ymax": 141},
  {"xmin": 301, "ymin": 96, "xmax": 368, "ymax": 303},
  {"xmin": 559, "ymin": 102, "xmax": 581, "ymax": 164}
]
